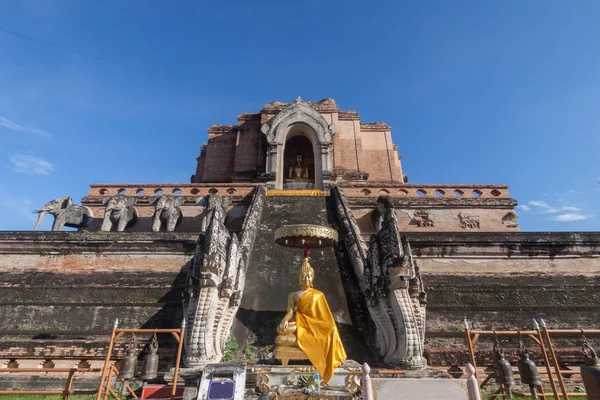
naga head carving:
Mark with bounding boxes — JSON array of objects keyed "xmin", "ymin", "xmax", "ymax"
[
  {"xmin": 230, "ymin": 291, "xmax": 242, "ymax": 307},
  {"xmin": 219, "ymin": 277, "xmax": 234, "ymax": 298},
  {"xmin": 198, "ymin": 253, "xmax": 220, "ymax": 288}
]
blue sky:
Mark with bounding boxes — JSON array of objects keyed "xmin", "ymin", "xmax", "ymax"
[{"xmin": 0, "ymin": 0, "xmax": 598, "ymax": 231}]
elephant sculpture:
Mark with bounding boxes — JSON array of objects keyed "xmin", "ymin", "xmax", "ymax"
[
  {"xmin": 100, "ymin": 195, "xmax": 138, "ymax": 232},
  {"xmin": 33, "ymin": 196, "xmax": 93, "ymax": 231},
  {"xmin": 196, "ymin": 194, "xmax": 231, "ymax": 233},
  {"xmin": 149, "ymin": 195, "xmax": 184, "ymax": 232}
]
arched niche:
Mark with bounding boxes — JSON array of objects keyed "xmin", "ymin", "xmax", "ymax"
[
  {"xmin": 283, "ymin": 127, "xmax": 316, "ymax": 189},
  {"xmin": 261, "ymin": 97, "xmax": 336, "ymax": 189}
]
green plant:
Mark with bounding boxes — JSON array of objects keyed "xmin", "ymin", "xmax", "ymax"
[
  {"xmin": 295, "ymin": 374, "xmax": 320, "ymax": 395},
  {"xmin": 296, "ymin": 375, "xmax": 311, "ymax": 387},
  {"xmin": 243, "ymin": 344, "xmax": 256, "ymax": 361},
  {"xmin": 221, "ymin": 336, "xmax": 238, "ymax": 361}
]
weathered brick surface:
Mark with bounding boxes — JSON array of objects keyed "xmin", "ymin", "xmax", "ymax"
[
  {"xmin": 360, "ymin": 130, "xmax": 399, "ymax": 181},
  {"xmin": 232, "ymin": 121, "xmax": 261, "ymax": 175},
  {"xmin": 200, "ymin": 126, "xmax": 237, "ymax": 182},
  {"xmin": 0, "ymin": 231, "xmax": 598, "ymax": 366},
  {"xmin": 350, "ymin": 207, "xmax": 518, "ymax": 233},
  {"xmin": 194, "ymin": 99, "xmax": 405, "ymax": 183}
]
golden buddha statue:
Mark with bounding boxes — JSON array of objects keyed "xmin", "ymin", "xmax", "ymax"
[
  {"xmin": 288, "ymin": 154, "xmax": 309, "ymax": 180},
  {"xmin": 274, "ymin": 256, "xmax": 347, "ymax": 385}
]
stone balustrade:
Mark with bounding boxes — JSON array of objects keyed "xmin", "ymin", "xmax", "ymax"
[
  {"xmin": 86, "ymin": 183, "xmax": 257, "ymax": 199},
  {"xmin": 340, "ymin": 184, "xmax": 510, "ymax": 199},
  {"xmin": 87, "ymin": 183, "xmax": 510, "ymax": 200}
]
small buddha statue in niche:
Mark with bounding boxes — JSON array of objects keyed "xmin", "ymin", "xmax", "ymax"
[
  {"xmin": 275, "ymin": 256, "xmax": 347, "ymax": 384},
  {"xmin": 288, "ymin": 154, "xmax": 309, "ymax": 180}
]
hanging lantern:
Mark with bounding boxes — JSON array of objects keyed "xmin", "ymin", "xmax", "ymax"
[
  {"xmin": 493, "ymin": 339, "xmax": 515, "ymax": 399},
  {"xmin": 119, "ymin": 335, "xmax": 137, "ymax": 380},
  {"xmin": 581, "ymin": 339, "xmax": 600, "ymax": 400},
  {"xmin": 517, "ymin": 341, "xmax": 542, "ymax": 399},
  {"xmin": 140, "ymin": 334, "xmax": 159, "ymax": 381}
]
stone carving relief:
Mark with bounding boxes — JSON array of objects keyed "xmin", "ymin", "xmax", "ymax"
[
  {"xmin": 458, "ymin": 213, "xmax": 480, "ymax": 229},
  {"xmin": 332, "ymin": 187, "xmax": 427, "ymax": 369},
  {"xmin": 502, "ymin": 211, "xmax": 519, "ymax": 228},
  {"xmin": 183, "ymin": 187, "xmax": 266, "ymax": 368},
  {"xmin": 259, "ymin": 97, "xmax": 337, "ymax": 190},
  {"xmin": 33, "ymin": 196, "xmax": 93, "ymax": 231},
  {"xmin": 413, "ymin": 211, "xmax": 434, "ymax": 227},
  {"xmin": 260, "ymin": 97, "xmax": 336, "ymax": 145},
  {"xmin": 100, "ymin": 195, "xmax": 138, "ymax": 232},
  {"xmin": 149, "ymin": 195, "xmax": 184, "ymax": 232}
]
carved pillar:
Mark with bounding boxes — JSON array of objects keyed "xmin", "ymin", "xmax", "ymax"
[{"xmin": 274, "ymin": 143, "xmax": 284, "ymax": 189}]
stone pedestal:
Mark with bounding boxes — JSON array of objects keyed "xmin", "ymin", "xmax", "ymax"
[
  {"xmin": 283, "ymin": 181, "xmax": 315, "ymax": 190},
  {"xmin": 173, "ymin": 362, "xmax": 247, "ymax": 400},
  {"xmin": 273, "ymin": 346, "xmax": 308, "ymax": 366},
  {"xmin": 251, "ymin": 361, "xmax": 361, "ymax": 398},
  {"xmin": 171, "ymin": 368, "xmax": 203, "ymax": 400}
]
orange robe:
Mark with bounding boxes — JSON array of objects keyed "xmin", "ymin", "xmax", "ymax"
[{"xmin": 295, "ymin": 288, "xmax": 347, "ymax": 384}]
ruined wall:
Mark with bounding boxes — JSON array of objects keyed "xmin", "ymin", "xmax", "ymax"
[
  {"xmin": 232, "ymin": 115, "xmax": 262, "ymax": 178},
  {"xmin": 191, "ymin": 99, "xmax": 406, "ymax": 184},
  {"xmin": 333, "ymin": 116, "xmax": 363, "ymax": 174},
  {"xmin": 359, "ymin": 125, "xmax": 402, "ymax": 182},
  {"xmin": 409, "ymin": 232, "xmax": 600, "ymax": 364},
  {"xmin": 76, "ymin": 183, "xmax": 516, "ymax": 233},
  {"xmin": 80, "ymin": 184, "xmax": 256, "ymax": 233},
  {"xmin": 1, "ymin": 231, "xmax": 598, "ymax": 367},
  {"xmin": 0, "ymin": 232, "xmax": 196, "ymax": 367},
  {"xmin": 200, "ymin": 126, "xmax": 237, "ymax": 182},
  {"xmin": 347, "ymin": 191, "xmax": 518, "ymax": 233}
]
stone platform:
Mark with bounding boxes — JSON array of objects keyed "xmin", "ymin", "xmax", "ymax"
[
  {"xmin": 371, "ymin": 379, "xmax": 468, "ymax": 400},
  {"xmin": 251, "ymin": 361, "xmax": 362, "ymax": 398}
]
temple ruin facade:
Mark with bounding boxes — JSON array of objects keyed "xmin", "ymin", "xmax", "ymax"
[{"xmin": 0, "ymin": 97, "xmax": 598, "ymax": 374}]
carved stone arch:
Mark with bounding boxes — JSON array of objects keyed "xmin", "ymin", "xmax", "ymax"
[
  {"xmin": 261, "ymin": 97, "xmax": 337, "ymax": 189},
  {"xmin": 262, "ymin": 97, "xmax": 335, "ymax": 145}
]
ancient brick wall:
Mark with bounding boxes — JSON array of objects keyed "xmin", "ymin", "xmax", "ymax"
[
  {"xmin": 0, "ymin": 232, "xmax": 196, "ymax": 367},
  {"xmin": 192, "ymin": 99, "xmax": 406, "ymax": 184},
  {"xmin": 200, "ymin": 126, "xmax": 237, "ymax": 182},
  {"xmin": 333, "ymin": 118, "xmax": 364, "ymax": 174},
  {"xmin": 346, "ymin": 190, "xmax": 518, "ymax": 233},
  {"xmin": 77, "ymin": 184, "xmax": 516, "ymax": 233},
  {"xmin": 233, "ymin": 116, "xmax": 262, "ymax": 177},
  {"xmin": 1, "ymin": 231, "xmax": 598, "ymax": 367},
  {"xmin": 80, "ymin": 183, "xmax": 256, "ymax": 232},
  {"xmin": 360, "ymin": 128, "xmax": 402, "ymax": 182},
  {"xmin": 408, "ymin": 232, "xmax": 600, "ymax": 364}
]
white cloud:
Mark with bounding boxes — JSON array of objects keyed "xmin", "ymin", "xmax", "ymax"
[
  {"xmin": 528, "ymin": 200, "xmax": 559, "ymax": 213},
  {"xmin": 551, "ymin": 213, "xmax": 592, "ymax": 222},
  {"xmin": 518, "ymin": 204, "xmax": 531, "ymax": 211},
  {"xmin": 0, "ymin": 116, "xmax": 49, "ymax": 137},
  {"xmin": 9, "ymin": 154, "xmax": 55, "ymax": 175},
  {"xmin": 561, "ymin": 206, "xmax": 580, "ymax": 212}
]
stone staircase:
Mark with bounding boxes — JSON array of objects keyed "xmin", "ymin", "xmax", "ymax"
[{"xmin": 232, "ymin": 195, "xmax": 363, "ymax": 361}]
